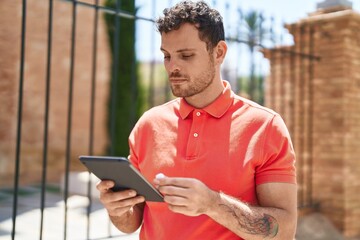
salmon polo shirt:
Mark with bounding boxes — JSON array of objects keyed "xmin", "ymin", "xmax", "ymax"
[{"xmin": 128, "ymin": 81, "xmax": 296, "ymax": 240}]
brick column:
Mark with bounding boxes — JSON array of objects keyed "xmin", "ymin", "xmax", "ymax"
[{"xmin": 264, "ymin": 6, "xmax": 360, "ymax": 238}]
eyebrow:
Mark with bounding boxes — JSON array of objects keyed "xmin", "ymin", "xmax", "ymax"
[{"xmin": 160, "ymin": 47, "xmax": 197, "ymax": 53}]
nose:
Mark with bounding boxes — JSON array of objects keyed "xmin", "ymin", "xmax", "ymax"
[{"xmin": 167, "ymin": 58, "xmax": 180, "ymax": 73}]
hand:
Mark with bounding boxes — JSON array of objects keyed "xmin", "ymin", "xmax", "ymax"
[
  {"xmin": 96, "ymin": 180, "xmax": 145, "ymax": 217},
  {"xmin": 153, "ymin": 177, "xmax": 219, "ymax": 217}
]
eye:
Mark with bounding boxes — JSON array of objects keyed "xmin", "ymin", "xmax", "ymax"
[
  {"xmin": 182, "ymin": 54, "xmax": 194, "ymax": 59},
  {"xmin": 163, "ymin": 55, "xmax": 170, "ymax": 61}
]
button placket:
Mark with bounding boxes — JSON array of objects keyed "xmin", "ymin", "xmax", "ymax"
[
  {"xmin": 185, "ymin": 110, "xmax": 205, "ymax": 159},
  {"xmin": 193, "ymin": 111, "xmax": 203, "ymax": 138}
]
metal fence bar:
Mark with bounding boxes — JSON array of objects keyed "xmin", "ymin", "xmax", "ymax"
[
  {"xmin": 289, "ymin": 24, "xmax": 296, "ymax": 141},
  {"xmin": 11, "ymin": 0, "xmax": 27, "ymax": 239},
  {"xmin": 307, "ymin": 23, "xmax": 316, "ymax": 207},
  {"xmin": 293, "ymin": 25, "xmax": 302, "ymax": 207},
  {"xmin": 298, "ymin": 25, "xmax": 306, "ymax": 207},
  {"xmin": 148, "ymin": 0, "xmax": 156, "ymax": 108},
  {"xmin": 279, "ymin": 51, "xmax": 285, "ymax": 115},
  {"xmin": 39, "ymin": 0, "xmax": 54, "ymax": 239},
  {"xmin": 257, "ymin": 14, "xmax": 265, "ymax": 105},
  {"xmin": 61, "ymin": 0, "xmax": 154, "ymax": 22},
  {"xmin": 63, "ymin": 1, "xmax": 77, "ymax": 239},
  {"xmin": 269, "ymin": 17, "xmax": 277, "ymax": 109},
  {"xmin": 130, "ymin": 34, "xmax": 138, "ymax": 129},
  {"xmin": 109, "ymin": 0, "xmax": 121, "ymax": 159},
  {"xmin": 85, "ymin": 0, "xmax": 100, "ymax": 238},
  {"xmin": 271, "ymin": 48, "xmax": 320, "ymax": 60},
  {"xmin": 108, "ymin": 0, "xmax": 123, "ymax": 236}
]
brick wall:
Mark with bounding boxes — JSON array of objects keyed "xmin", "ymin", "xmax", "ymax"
[
  {"xmin": 264, "ymin": 7, "xmax": 360, "ymax": 238},
  {"xmin": 0, "ymin": 0, "xmax": 110, "ymax": 186}
]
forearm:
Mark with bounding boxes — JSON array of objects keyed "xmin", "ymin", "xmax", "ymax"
[
  {"xmin": 207, "ymin": 192, "xmax": 296, "ymax": 240},
  {"xmin": 109, "ymin": 203, "xmax": 144, "ymax": 234}
]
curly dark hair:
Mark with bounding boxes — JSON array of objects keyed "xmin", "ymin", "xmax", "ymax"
[{"xmin": 156, "ymin": 1, "xmax": 224, "ymax": 52}]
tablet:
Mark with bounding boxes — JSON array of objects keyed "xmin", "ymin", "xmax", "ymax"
[{"xmin": 79, "ymin": 156, "xmax": 163, "ymax": 202}]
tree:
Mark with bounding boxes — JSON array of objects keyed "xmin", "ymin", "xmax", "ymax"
[
  {"xmin": 243, "ymin": 10, "xmax": 265, "ymax": 103},
  {"xmin": 104, "ymin": 0, "xmax": 143, "ymax": 156}
]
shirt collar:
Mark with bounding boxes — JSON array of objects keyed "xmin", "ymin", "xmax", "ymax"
[{"xmin": 179, "ymin": 80, "xmax": 233, "ymax": 119}]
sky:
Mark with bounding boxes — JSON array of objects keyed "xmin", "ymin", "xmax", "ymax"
[{"xmin": 134, "ymin": 0, "xmax": 360, "ymax": 75}]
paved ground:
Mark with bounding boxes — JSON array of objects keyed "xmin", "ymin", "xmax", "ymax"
[
  {"xmin": 2, "ymin": 186, "xmax": 359, "ymax": 240},
  {"xmin": 0, "ymin": 186, "xmax": 139, "ymax": 240}
]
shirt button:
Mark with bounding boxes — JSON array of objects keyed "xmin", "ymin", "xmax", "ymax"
[
  {"xmin": 196, "ymin": 112, "xmax": 201, "ymax": 116},
  {"xmin": 193, "ymin": 133, "xmax": 199, "ymax": 137}
]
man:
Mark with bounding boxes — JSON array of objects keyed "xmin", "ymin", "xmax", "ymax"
[{"xmin": 97, "ymin": 1, "xmax": 297, "ymax": 239}]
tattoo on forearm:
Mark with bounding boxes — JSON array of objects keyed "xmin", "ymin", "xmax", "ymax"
[{"xmin": 219, "ymin": 203, "xmax": 279, "ymax": 238}]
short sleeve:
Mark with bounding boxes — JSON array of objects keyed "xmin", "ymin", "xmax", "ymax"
[
  {"xmin": 128, "ymin": 118, "xmax": 142, "ymax": 171},
  {"xmin": 255, "ymin": 115, "xmax": 296, "ymax": 185}
]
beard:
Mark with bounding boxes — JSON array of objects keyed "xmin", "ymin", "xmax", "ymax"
[{"xmin": 169, "ymin": 57, "xmax": 216, "ymax": 98}]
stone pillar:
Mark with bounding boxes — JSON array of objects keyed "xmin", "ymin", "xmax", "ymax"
[{"xmin": 263, "ymin": 3, "xmax": 360, "ymax": 238}]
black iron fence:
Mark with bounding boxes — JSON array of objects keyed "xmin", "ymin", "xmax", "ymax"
[{"xmin": 0, "ymin": 0, "xmax": 318, "ymax": 239}]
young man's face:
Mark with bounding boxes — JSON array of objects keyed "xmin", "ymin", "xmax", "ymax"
[{"xmin": 160, "ymin": 23, "xmax": 216, "ymax": 98}]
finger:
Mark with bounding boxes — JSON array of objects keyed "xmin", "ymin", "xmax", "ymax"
[
  {"xmin": 108, "ymin": 205, "xmax": 133, "ymax": 217},
  {"xmin": 155, "ymin": 173, "xmax": 166, "ymax": 179},
  {"xmin": 107, "ymin": 195, "xmax": 145, "ymax": 210},
  {"xmin": 163, "ymin": 194, "xmax": 188, "ymax": 206},
  {"xmin": 167, "ymin": 204, "xmax": 190, "ymax": 215},
  {"xmin": 156, "ymin": 177, "xmax": 194, "ymax": 188},
  {"xmin": 96, "ymin": 180, "xmax": 115, "ymax": 192},
  {"xmin": 101, "ymin": 189, "xmax": 138, "ymax": 203},
  {"xmin": 104, "ymin": 195, "xmax": 145, "ymax": 217},
  {"xmin": 153, "ymin": 173, "xmax": 166, "ymax": 186},
  {"xmin": 158, "ymin": 185, "xmax": 190, "ymax": 198},
  {"xmin": 107, "ymin": 198, "xmax": 145, "ymax": 217},
  {"xmin": 107, "ymin": 206, "xmax": 132, "ymax": 217},
  {"xmin": 167, "ymin": 202, "xmax": 205, "ymax": 217}
]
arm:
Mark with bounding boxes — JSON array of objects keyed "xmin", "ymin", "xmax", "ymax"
[
  {"xmin": 154, "ymin": 177, "xmax": 297, "ymax": 240},
  {"xmin": 210, "ymin": 182, "xmax": 297, "ymax": 239},
  {"xmin": 97, "ymin": 180, "xmax": 145, "ymax": 233}
]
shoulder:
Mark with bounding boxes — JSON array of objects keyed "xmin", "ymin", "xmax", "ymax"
[
  {"xmin": 231, "ymin": 94, "xmax": 279, "ymax": 122},
  {"xmin": 142, "ymin": 98, "xmax": 180, "ymax": 119},
  {"xmin": 134, "ymin": 98, "xmax": 180, "ymax": 129},
  {"xmin": 230, "ymin": 94, "xmax": 292, "ymax": 141}
]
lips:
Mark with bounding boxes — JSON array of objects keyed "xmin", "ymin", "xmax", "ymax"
[{"xmin": 169, "ymin": 78, "xmax": 187, "ymax": 84}]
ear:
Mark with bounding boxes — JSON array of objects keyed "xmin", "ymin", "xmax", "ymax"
[{"xmin": 214, "ymin": 40, "xmax": 227, "ymax": 64}]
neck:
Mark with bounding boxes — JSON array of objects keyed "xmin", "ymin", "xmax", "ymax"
[{"xmin": 185, "ymin": 78, "xmax": 224, "ymax": 108}]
